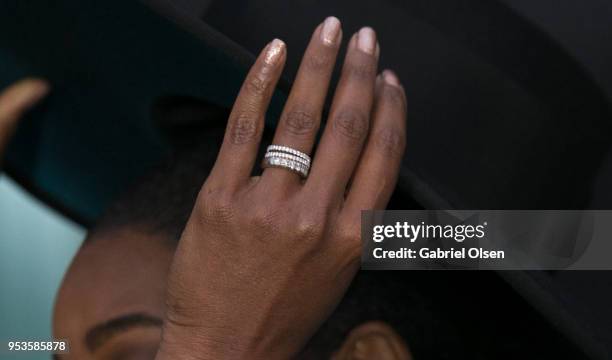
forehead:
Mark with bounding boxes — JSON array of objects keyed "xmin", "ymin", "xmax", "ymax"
[{"xmin": 53, "ymin": 229, "xmax": 173, "ymax": 357}]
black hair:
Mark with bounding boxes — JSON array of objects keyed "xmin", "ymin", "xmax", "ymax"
[
  {"xmin": 93, "ymin": 96, "xmax": 228, "ymax": 242},
  {"xmin": 93, "ymin": 145, "xmax": 218, "ymax": 242}
]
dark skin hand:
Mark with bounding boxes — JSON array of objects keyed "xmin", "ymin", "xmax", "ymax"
[
  {"xmin": 0, "ymin": 78, "xmax": 49, "ymax": 165},
  {"xmin": 156, "ymin": 17, "xmax": 407, "ymax": 359}
]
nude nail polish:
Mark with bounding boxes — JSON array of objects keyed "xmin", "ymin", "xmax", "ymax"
[
  {"xmin": 383, "ymin": 70, "xmax": 401, "ymax": 87},
  {"xmin": 357, "ymin": 27, "xmax": 376, "ymax": 54},
  {"xmin": 321, "ymin": 16, "xmax": 341, "ymax": 45},
  {"xmin": 265, "ymin": 39, "xmax": 285, "ymax": 65}
]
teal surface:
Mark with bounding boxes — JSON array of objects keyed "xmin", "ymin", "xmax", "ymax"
[
  {"xmin": 0, "ymin": 0, "xmax": 285, "ymax": 226},
  {"xmin": 0, "ymin": 175, "xmax": 84, "ymax": 360}
]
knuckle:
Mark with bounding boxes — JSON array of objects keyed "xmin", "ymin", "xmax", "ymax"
[
  {"xmin": 373, "ymin": 128, "xmax": 406, "ymax": 157},
  {"xmin": 334, "ymin": 224, "xmax": 361, "ymax": 248},
  {"xmin": 247, "ymin": 205, "xmax": 278, "ymax": 231},
  {"xmin": 294, "ymin": 214, "xmax": 325, "ymax": 240},
  {"xmin": 228, "ymin": 112, "xmax": 261, "ymax": 145},
  {"xmin": 304, "ymin": 52, "xmax": 334, "ymax": 73},
  {"xmin": 244, "ymin": 74, "xmax": 270, "ymax": 97},
  {"xmin": 332, "ymin": 108, "xmax": 369, "ymax": 144},
  {"xmin": 345, "ymin": 59, "xmax": 376, "ymax": 81},
  {"xmin": 382, "ymin": 85, "xmax": 406, "ymax": 109},
  {"xmin": 197, "ymin": 189, "xmax": 235, "ymax": 226},
  {"xmin": 281, "ymin": 106, "xmax": 319, "ymax": 137}
]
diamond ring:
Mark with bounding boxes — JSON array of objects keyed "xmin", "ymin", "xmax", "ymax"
[{"xmin": 262, "ymin": 145, "xmax": 311, "ymax": 178}]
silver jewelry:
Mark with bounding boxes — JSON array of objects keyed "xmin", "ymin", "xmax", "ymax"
[
  {"xmin": 262, "ymin": 145, "xmax": 311, "ymax": 178},
  {"xmin": 264, "ymin": 151, "xmax": 310, "ymax": 167},
  {"xmin": 266, "ymin": 145, "xmax": 311, "ymax": 163}
]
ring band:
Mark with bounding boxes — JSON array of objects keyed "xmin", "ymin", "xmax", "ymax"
[
  {"xmin": 264, "ymin": 151, "xmax": 310, "ymax": 166},
  {"xmin": 263, "ymin": 157, "xmax": 309, "ymax": 178},
  {"xmin": 267, "ymin": 145, "xmax": 311, "ymax": 162},
  {"xmin": 262, "ymin": 145, "xmax": 311, "ymax": 178}
]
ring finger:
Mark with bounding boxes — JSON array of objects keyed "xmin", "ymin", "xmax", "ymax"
[{"xmin": 261, "ymin": 17, "xmax": 342, "ymax": 189}]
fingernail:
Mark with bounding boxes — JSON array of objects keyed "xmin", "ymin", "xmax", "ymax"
[
  {"xmin": 357, "ymin": 27, "xmax": 376, "ymax": 54},
  {"xmin": 383, "ymin": 70, "xmax": 401, "ymax": 87},
  {"xmin": 264, "ymin": 39, "xmax": 285, "ymax": 65},
  {"xmin": 321, "ymin": 16, "xmax": 341, "ymax": 45}
]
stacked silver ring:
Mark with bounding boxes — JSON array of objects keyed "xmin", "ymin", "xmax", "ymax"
[{"xmin": 262, "ymin": 145, "xmax": 311, "ymax": 178}]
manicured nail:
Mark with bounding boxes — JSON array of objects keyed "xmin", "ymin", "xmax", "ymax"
[
  {"xmin": 383, "ymin": 70, "xmax": 401, "ymax": 87},
  {"xmin": 264, "ymin": 39, "xmax": 285, "ymax": 65},
  {"xmin": 357, "ymin": 27, "xmax": 376, "ymax": 54},
  {"xmin": 321, "ymin": 16, "xmax": 341, "ymax": 45}
]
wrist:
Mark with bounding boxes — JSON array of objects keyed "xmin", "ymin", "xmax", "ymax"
[
  {"xmin": 155, "ymin": 323, "xmax": 238, "ymax": 360},
  {"xmin": 155, "ymin": 322, "xmax": 285, "ymax": 360}
]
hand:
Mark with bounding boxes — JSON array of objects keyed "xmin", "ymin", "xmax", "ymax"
[
  {"xmin": 156, "ymin": 17, "xmax": 407, "ymax": 360},
  {"xmin": 0, "ymin": 78, "xmax": 49, "ymax": 165}
]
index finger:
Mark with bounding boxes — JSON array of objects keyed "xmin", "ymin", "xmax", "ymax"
[{"xmin": 206, "ymin": 39, "xmax": 287, "ymax": 191}]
